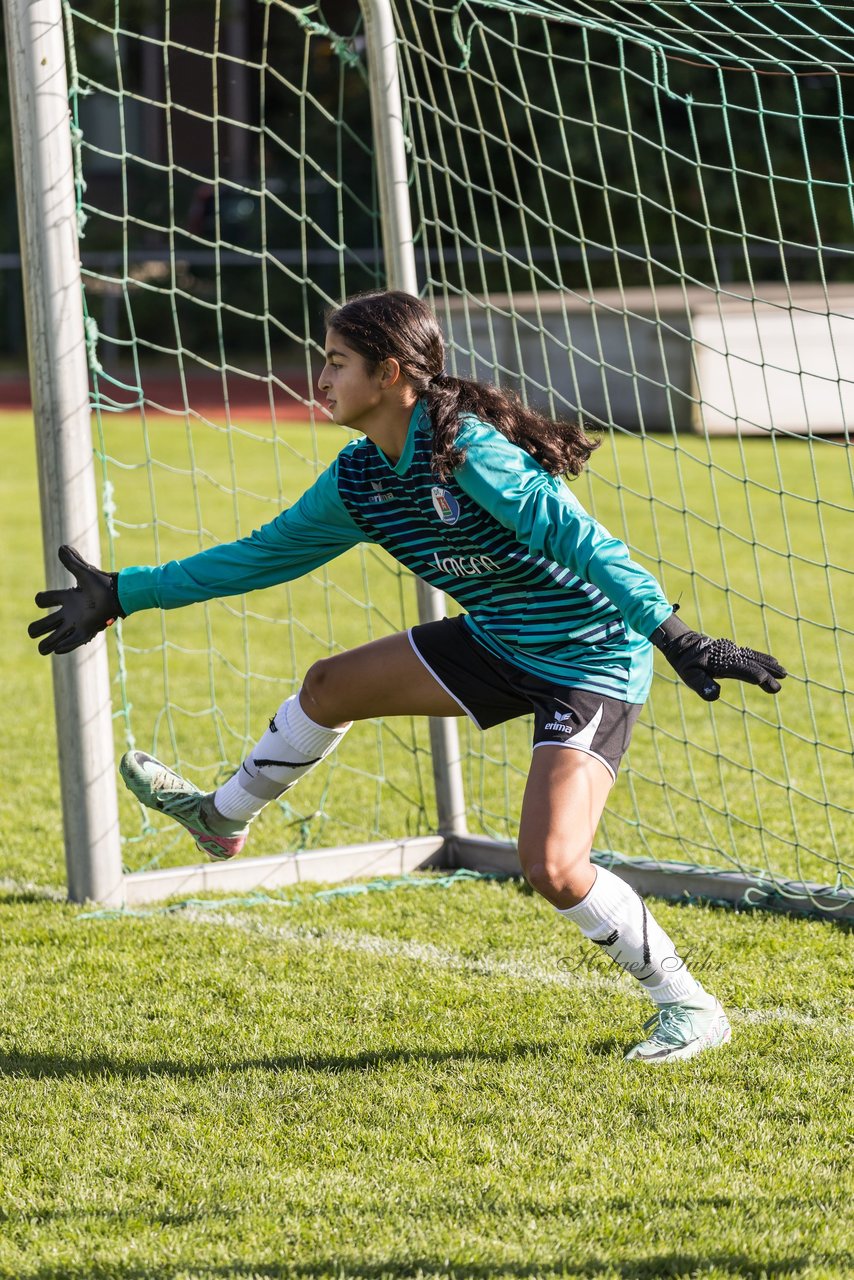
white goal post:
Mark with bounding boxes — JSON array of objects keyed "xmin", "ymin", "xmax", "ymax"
[{"xmin": 5, "ymin": 0, "xmax": 123, "ymax": 906}]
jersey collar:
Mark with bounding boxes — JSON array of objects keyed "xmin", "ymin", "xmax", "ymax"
[{"xmin": 376, "ymin": 401, "xmax": 428, "ymax": 475}]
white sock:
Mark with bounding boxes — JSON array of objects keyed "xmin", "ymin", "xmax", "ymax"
[
  {"xmin": 558, "ymin": 866, "xmax": 705, "ymax": 1006},
  {"xmin": 213, "ymin": 693, "xmax": 350, "ymax": 823}
]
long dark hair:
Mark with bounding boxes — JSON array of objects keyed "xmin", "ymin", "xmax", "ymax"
[{"xmin": 324, "ymin": 291, "xmax": 600, "ymax": 481}]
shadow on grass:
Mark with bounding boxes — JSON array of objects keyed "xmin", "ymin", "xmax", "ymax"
[
  {"xmin": 583, "ymin": 1038, "xmax": 626, "ymax": 1058},
  {"xmin": 0, "ymin": 1039, "xmax": 566, "ymax": 1080},
  {"xmin": 9, "ymin": 1252, "xmax": 848, "ymax": 1280}
]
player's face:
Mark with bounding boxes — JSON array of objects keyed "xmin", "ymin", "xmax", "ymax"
[{"xmin": 318, "ymin": 329, "xmax": 384, "ymax": 428}]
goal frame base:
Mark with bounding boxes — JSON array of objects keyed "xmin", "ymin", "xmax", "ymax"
[{"xmin": 120, "ymin": 835, "xmax": 854, "ymax": 921}]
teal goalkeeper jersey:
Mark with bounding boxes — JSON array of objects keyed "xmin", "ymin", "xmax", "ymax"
[{"xmin": 117, "ymin": 402, "xmax": 673, "ymax": 702}]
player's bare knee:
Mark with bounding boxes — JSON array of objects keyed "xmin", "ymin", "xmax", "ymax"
[
  {"xmin": 523, "ymin": 858, "xmax": 563, "ymax": 898},
  {"xmin": 522, "ymin": 849, "xmax": 592, "ymax": 903},
  {"xmin": 300, "ymin": 658, "xmax": 345, "ymax": 725}
]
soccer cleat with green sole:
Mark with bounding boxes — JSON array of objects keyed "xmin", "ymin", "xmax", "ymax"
[
  {"xmin": 624, "ymin": 995, "xmax": 732, "ymax": 1064},
  {"xmin": 120, "ymin": 750, "xmax": 248, "ymax": 861}
]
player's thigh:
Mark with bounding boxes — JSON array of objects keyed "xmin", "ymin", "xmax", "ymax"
[
  {"xmin": 517, "ymin": 746, "xmax": 613, "ymax": 899},
  {"xmin": 300, "ymin": 630, "xmax": 465, "ymax": 724}
]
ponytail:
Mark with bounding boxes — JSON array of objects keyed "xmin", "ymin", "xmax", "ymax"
[{"xmin": 423, "ymin": 373, "xmax": 599, "ymax": 482}]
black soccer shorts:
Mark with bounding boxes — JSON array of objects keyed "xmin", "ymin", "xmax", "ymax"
[{"xmin": 409, "ymin": 615, "xmax": 643, "ymax": 780}]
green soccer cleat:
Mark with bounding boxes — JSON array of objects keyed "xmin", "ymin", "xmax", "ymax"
[
  {"xmin": 624, "ymin": 994, "xmax": 732, "ymax": 1064},
  {"xmin": 120, "ymin": 751, "xmax": 249, "ymax": 861}
]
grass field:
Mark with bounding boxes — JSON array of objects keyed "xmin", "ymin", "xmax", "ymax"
[{"xmin": 1, "ymin": 412, "xmax": 852, "ymax": 1279}]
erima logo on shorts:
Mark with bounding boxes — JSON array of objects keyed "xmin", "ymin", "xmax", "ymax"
[
  {"xmin": 544, "ymin": 704, "xmax": 605, "ymax": 744},
  {"xmin": 431, "ymin": 486, "xmax": 461, "ymax": 524},
  {"xmin": 432, "ymin": 550, "xmax": 501, "ymax": 578}
]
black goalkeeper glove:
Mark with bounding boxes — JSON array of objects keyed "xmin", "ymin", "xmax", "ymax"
[
  {"xmin": 650, "ymin": 611, "xmax": 787, "ymax": 703},
  {"xmin": 28, "ymin": 545, "xmax": 125, "ymax": 656}
]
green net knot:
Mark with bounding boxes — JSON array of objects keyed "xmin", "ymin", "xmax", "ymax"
[
  {"xmin": 451, "ymin": 1, "xmax": 478, "ymax": 71},
  {"xmin": 264, "ymin": 0, "xmax": 363, "ymax": 69}
]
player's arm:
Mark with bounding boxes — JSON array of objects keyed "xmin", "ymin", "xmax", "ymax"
[
  {"xmin": 454, "ymin": 420, "xmax": 786, "ymax": 702},
  {"xmin": 28, "ymin": 461, "xmax": 364, "ymax": 656}
]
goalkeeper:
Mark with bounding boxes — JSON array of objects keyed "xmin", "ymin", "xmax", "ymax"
[{"xmin": 29, "ymin": 290, "xmax": 786, "ymax": 1064}]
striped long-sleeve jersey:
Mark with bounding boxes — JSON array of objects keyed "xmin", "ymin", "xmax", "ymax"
[{"xmin": 118, "ymin": 402, "xmax": 673, "ymax": 702}]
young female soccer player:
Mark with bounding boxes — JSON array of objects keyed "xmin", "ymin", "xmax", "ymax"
[{"xmin": 30, "ymin": 290, "xmax": 786, "ymax": 1063}]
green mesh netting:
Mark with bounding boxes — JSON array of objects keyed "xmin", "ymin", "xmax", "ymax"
[
  {"xmin": 64, "ymin": 0, "xmax": 852, "ymax": 912},
  {"xmin": 396, "ymin": 0, "xmax": 853, "ymax": 912},
  {"xmin": 66, "ymin": 0, "xmax": 436, "ymax": 871}
]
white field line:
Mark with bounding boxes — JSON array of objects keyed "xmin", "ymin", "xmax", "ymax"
[{"xmin": 183, "ymin": 909, "xmax": 852, "ymax": 1037}]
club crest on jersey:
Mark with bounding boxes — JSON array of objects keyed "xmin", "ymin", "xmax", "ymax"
[{"xmin": 431, "ymin": 486, "xmax": 460, "ymax": 524}]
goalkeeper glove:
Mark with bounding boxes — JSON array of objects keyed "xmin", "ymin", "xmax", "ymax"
[
  {"xmin": 650, "ymin": 610, "xmax": 787, "ymax": 703},
  {"xmin": 28, "ymin": 545, "xmax": 125, "ymax": 656}
]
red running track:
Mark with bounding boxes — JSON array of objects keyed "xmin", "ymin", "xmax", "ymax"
[{"xmin": 1, "ymin": 369, "xmax": 318, "ymax": 421}]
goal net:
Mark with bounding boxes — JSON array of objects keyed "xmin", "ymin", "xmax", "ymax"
[
  {"xmin": 61, "ymin": 0, "xmax": 852, "ymax": 913},
  {"xmin": 66, "ymin": 0, "xmax": 440, "ymax": 874}
]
